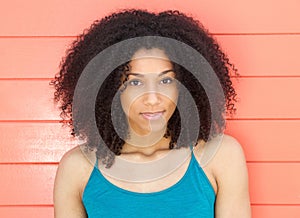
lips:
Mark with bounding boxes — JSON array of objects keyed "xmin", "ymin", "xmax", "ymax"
[{"xmin": 140, "ymin": 111, "xmax": 165, "ymax": 120}]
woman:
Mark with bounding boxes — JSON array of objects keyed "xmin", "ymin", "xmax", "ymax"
[{"xmin": 52, "ymin": 9, "xmax": 251, "ymax": 217}]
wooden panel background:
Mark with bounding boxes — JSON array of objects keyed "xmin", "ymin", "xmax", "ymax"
[{"xmin": 0, "ymin": 0, "xmax": 299, "ymax": 217}]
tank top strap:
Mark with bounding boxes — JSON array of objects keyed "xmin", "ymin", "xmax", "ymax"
[
  {"xmin": 189, "ymin": 144, "xmax": 197, "ymax": 164},
  {"xmin": 94, "ymin": 157, "xmax": 99, "ymax": 169}
]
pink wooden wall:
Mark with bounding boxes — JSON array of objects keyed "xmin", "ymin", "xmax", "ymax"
[{"xmin": 1, "ymin": 0, "xmax": 300, "ymax": 217}]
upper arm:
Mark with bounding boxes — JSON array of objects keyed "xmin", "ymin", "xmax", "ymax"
[
  {"xmin": 54, "ymin": 147, "xmax": 91, "ymax": 218},
  {"xmin": 213, "ymin": 135, "xmax": 251, "ymax": 218}
]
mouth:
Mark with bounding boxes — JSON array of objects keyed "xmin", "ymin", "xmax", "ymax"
[{"xmin": 140, "ymin": 111, "xmax": 165, "ymax": 120}]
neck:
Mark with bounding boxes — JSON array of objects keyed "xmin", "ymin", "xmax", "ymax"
[{"xmin": 121, "ymin": 127, "xmax": 171, "ymax": 158}]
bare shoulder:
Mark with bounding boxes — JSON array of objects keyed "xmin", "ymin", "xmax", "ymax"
[
  {"xmin": 193, "ymin": 134, "xmax": 247, "ymax": 193},
  {"xmin": 211, "ymin": 134, "xmax": 247, "ymax": 173},
  {"xmin": 202, "ymin": 134, "xmax": 248, "ymax": 182},
  {"xmin": 59, "ymin": 146, "xmax": 92, "ymax": 172},
  {"xmin": 54, "ymin": 146, "xmax": 94, "ymax": 218},
  {"xmin": 55, "ymin": 145, "xmax": 93, "ymax": 192},
  {"xmin": 215, "ymin": 134, "xmax": 246, "ymax": 160},
  {"xmin": 209, "ymin": 134, "xmax": 251, "ymax": 217},
  {"xmin": 194, "ymin": 134, "xmax": 246, "ymax": 167}
]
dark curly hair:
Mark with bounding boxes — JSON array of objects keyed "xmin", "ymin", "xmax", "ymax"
[{"xmin": 50, "ymin": 9, "xmax": 237, "ymax": 167}]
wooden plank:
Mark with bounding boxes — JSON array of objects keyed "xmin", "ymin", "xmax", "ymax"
[
  {"xmin": 0, "ymin": 80, "xmax": 59, "ymax": 120},
  {"xmin": 1, "ymin": 35, "xmax": 300, "ymax": 78},
  {"xmin": 0, "ymin": 0, "xmax": 300, "ymax": 36},
  {"xmin": 0, "ymin": 123, "xmax": 76, "ymax": 163},
  {"xmin": 1, "ymin": 78, "xmax": 299, "ymax": 120},
  {"xmin": 225, "ymin": 120, "xmax": 300, "ymax": 162},
  {"xmin": 0, "ymin": 38, "xmax": 72, "ymax": 78},
  {"xmin": 252, "ymin": 205, "xmax": 300, "ymax": 218},
  {"xmin": 217, "ymin": 35, "xmax": 300, "ymax": 77},
  {"xmin": 0, "ymin": 121, "xmax": 299, "ymax": 163},
  {"xmin": 248, "ymin": 163, "xmax": 300, "ymax": 204},
  {"xmin": 0, "ymin": 164, "xmax": 56, "ymax": 205},
  {"xmin": 233, "ymin": 77, "xmax": 300, "ymax": 119},
  {"xmin": 1, "ymin": 163, "xmax": 300, "ymax": 205},
  {"xmin": 0, "ymin": 206, "xmax": 53, "ymax": 218}
]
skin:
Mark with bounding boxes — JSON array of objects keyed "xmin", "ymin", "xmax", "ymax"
[
  {"xmin": 120, "ymin": 48, "xmax": 178, "ymax": 150},
  {"xmin": 54, "ymin": 48, "xmax": 251, "ymax": 217}
]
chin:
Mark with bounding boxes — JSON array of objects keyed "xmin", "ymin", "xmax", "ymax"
[{"xmin": 132, "ymin": 122, "xmax": 167, "ymax": 136}]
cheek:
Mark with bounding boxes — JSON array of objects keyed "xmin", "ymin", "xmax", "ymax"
[
  {"xmin": 120, "ymin": 92, "xmax": 139, "ymax": 117},
  {"xmin": 162, "ymin": 88, "xmax": 178, "ymax": 107},
  {"xmin": 120, "ymin": 94, "xmax": 130, "ymax": 116},
  {"xmin": 167, "ymin": 99, "xmax": 178, "ymax": 115}
]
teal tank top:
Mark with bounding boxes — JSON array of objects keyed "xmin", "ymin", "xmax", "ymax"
[{"xmin": 82, "ymin": 151, "xmax": 215, "ymax": 217}]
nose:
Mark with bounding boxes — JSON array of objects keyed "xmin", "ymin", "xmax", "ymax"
[{"xmin": 143, "ymin": 91, "xmax": 161, "ymax": 106}]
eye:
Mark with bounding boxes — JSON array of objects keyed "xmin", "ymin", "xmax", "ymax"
[
  {"xmin": 160, "ymin": 77, "xmax": 174, "ymax": 85},
  {"xmin": 128, "ymin": 79, "xmax": 143, "ymax": 86}
]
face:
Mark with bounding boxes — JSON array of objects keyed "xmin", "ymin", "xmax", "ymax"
[{"xmin": 120, "ymin": 48, "xmax": 178, "ymax": 136}]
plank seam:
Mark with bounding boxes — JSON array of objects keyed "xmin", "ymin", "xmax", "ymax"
[
  {"xmin": 251, "ymin": 203, "xmax": 300, "ymax": 206},
  {"xmin": 0, "ymin": 162, "xmax": 59, "ymax": 165},
  {"xmin": 231, "ymin": 76, "xmax": 300, "ymax": 78},
  {"xmin": 213, "ymin": 33, "xmax": 300, "ymax": 36},
  {"xmin": 0, "ymin": 204, "xmax": 53, "ymax": 207},
  {"xmin": 0, "ymin": 120, "xmax": 66, "ymax": 123},
  {"xmin": 226, "ymin": 118, "xmax": 300, "ymax": 121},
  {"xmin": 247, "ymin": 161, "xmax": 300, "ymax": 163},
  {"xmin": 0, "ymin": 78, "xmax": 53, "ymax": 81}
]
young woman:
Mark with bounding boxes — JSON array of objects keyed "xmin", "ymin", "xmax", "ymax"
[{"xmin": 52, "ymin": 9, "xmax": 251, "ymax": 217}]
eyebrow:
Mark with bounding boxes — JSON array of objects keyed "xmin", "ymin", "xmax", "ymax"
[{"xmin": 126, "ymin": 69, "xmax": 174, "ymax": 77}]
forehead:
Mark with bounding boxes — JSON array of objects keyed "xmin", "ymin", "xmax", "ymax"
[{"xmin": 129, "ymin": 48, "xmax": 173, "ymax": 74}]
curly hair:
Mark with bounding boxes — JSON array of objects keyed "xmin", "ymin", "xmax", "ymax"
[{"xmin": 50, "ymin": 9, "xmax": 237, "ymax": 167}]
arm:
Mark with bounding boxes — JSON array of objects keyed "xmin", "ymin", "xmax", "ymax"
[
  {"xmin": 54, "ymin": 147, "xmax": 91, "ymax": 218},
  {"xmin": 213, "ymin": 135, "xmax": 251, "ymax": 218}
]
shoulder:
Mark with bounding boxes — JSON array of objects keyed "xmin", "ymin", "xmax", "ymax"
[
  {"xmin": 55, "ymin": 145, "xmax": 94, "ymax": 197},
  {"xmin": 58, "ymin": 145, "xmax": 93, "ymax": 175},
  {"xmin": 194, "ymin": 134, "xmax": 248, "ymax": 191},
  {"xmin": 198, "ymin": 134, "xmax": 251, "ymax": 216},
  {"xmin": 200, "ymin": 134, "xmax": 247, "ymax": 180},
  {"xmin": 194, "ymin": 134, "xmax": 246, "ymax": 166},
  {"xmin": 54, "ymin": 146, "xmax": 94, "ymax": 217},
  {"xmin": 214, "ymin": 134, "xmax": 246, "ymax": 163},
  {"xmin": 211, "ymin": 136, "xmax": 251, "ymax": 216},
  {"xmin": 212, "ymin": 134, "xmax": 247, "ymax": 174}
]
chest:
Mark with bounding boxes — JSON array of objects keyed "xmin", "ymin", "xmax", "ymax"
[
  {"xmin": 82, "ymin": 156, "xmax": 216, "ymax": 218},
  {"xmin": 99, "ymin": 154, "xmax": 216, "ymax": 194}
]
